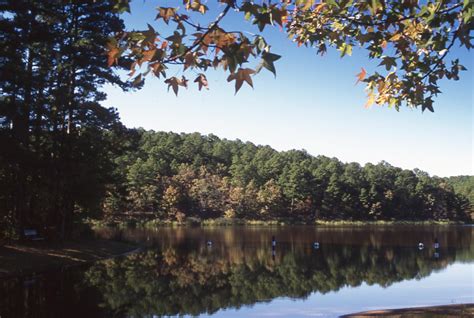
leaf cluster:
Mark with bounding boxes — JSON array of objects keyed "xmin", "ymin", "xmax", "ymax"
[{"xmin": 108, "ymin": 0, "xmax": 472, "ymax": 110}]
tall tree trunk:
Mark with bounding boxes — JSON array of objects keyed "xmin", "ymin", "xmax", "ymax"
[
  {"xmin": 59, "ymin": 3, "xmax": 79, "ymax": 240},
  {"xmin": 13, "ymin": 38, "xmax": 34, "ymax": 233}
]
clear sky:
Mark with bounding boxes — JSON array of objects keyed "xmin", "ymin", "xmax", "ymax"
[{"xmin": 103, "ymin": 1, "xmax": 473, "ymax": 177}]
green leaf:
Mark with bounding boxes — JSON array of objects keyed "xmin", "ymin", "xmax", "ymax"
[
  {"xmin": 338, "ymin": 43, "xmax": 352, "ymax": 57},
  {"xmin": 113, "ymin": 0, "xmax": 131, "ymax": 13},
  {"xmin": 256, "ymin": 52, "xmax": 281, "ymax": 76}
]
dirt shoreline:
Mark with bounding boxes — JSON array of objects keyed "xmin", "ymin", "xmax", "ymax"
[
  {"xmin": 341, "ymin": 303, "xmax": 474, "ymax": 317},
  {"xmin": 0, "ymin": 239, "xmax": 139, "ymax": 279}
]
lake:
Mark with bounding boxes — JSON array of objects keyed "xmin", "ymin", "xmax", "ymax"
[{"xmin": 1, "ymin": 225, "xmax": 473, "ymax": 317}]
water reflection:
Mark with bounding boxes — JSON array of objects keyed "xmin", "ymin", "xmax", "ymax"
[{"xmin": 1, "ymin": 226, "xmax": 472, "ymax": 317}]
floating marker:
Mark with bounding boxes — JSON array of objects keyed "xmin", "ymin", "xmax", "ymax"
[{"xmin": 434, "ymin": 238, "xmax": 440, "ymax": 249}]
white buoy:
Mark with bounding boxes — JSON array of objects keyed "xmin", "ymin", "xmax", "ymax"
[
  {"xmin": 418, "ymin": 242, "xmax": 424, "ymax": 250},
  {"xmin": 313, "ymin": 242, "xmax": 320, "ymax": 249},
  {"xmin": 206, "ymin": 240, "xmax": 213, "ymax": 246}
]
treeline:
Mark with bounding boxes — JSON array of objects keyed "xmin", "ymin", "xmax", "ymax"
[
  {"xmin": 446, "ymin": 176, "xmax": 474, "ymax": 207},
  {"xmin": 104, "ymin": 130, "xmax": 471, "ymax": 223}
]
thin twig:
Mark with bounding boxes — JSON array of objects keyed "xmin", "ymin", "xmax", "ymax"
[
  {"xmin": 422, "ymin": 31, "xmax": 458, "ymax": 81},
  {"xmin": 162, "ymin": 4, "xmax": 232, "ymax": 64}
]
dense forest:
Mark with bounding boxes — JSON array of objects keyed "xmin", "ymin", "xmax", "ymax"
[
  {"xmin": 101, "ymin": 130, "xmax": 472, "ymax": 224},
  {"xmin": 0, "ymin": 1, "xmax": 132, "ymax": 238},
  {"xmin": 0, "ymin": 2, "xmax": 472, "ymax": 240},
  {"xmin": 446, "ymin": 176, "xmax": 474, "ymax": 206}
]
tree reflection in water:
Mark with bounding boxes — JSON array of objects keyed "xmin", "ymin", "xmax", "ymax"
[{"xmin": 1, "ymin": 226, "xmax": 472, "ymax": 318}]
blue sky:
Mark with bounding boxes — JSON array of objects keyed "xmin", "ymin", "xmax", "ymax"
[{"xmin": 103, "ymin": 1, "xmax": 473, "ymax": 177}]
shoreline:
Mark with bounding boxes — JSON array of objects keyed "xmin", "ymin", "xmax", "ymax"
[
  {"xmin": 87, "ymin": 217, "xmax": 469, "ymax": 228},
  {"xmin": 0, "ymin": 239, "xmax": 140, "ymax": 279},
  {"xmin": 341, "ymin": 303, "xmax": 474, "ymax": 317}
]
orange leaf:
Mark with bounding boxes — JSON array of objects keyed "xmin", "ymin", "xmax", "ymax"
[
  {"xmin": 141, "ymin": 49, "xmax": 156, "ymax": 64},
  {"xmin": 157, "ymin": 7, "xmax": 177, "ymax": 24},
  {"xmin": 107, "ymin": 44, "xmax": 120, "ymax": 67},
  {"xmin": 315, "ymin": 3, "xmax": 326, "ymax": 13},
  {"xmin": 365, "ymin": 91, "xmax": 376, "ymax": 108},
  {"xmin": 355, "ymin": 67, "xmax": 366, "ymax": 84}
]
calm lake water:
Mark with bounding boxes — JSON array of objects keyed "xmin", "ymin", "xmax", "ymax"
[{"xmin": 1, "ymin": 225, "xmax": 473, "ymax": 317}]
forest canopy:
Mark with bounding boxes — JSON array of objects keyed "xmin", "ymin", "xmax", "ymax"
[{"xmin": 102, "ymin": 130, "xmax": 472, "ymax": 223}]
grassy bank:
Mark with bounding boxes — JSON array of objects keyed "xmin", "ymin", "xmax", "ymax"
[
  {"xmin": 86, "ymin": 217, "xmax": 468, "ymax": 229},
  {"xmin": 314, "ymin": 219, "xmax": 467, "ymax": 226},
  {"xmin": 0, "ymin": 239, "xmax": 139, "ymax": 278}
]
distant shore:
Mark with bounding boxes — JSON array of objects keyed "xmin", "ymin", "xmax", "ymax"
[
  {"xmin": 341, "ymin": 303, "xmax": 474, "ymax": 317},
  {"xmin": 0, "ymin": 239, "xmax": 139, "ymax": 279},
  {"xmin": 87, "ymin": 217, "xmax": 469, "ymax": 228}
]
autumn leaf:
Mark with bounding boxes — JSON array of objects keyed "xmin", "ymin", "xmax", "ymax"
[
  {"xmin": 194, "ymin": 74, "xmax": 209, "ymax": 90},
  {"xmin": 165, "ymin": 76, "xmax": 188, "ymax": 96},
  {"xmin": 106, "ymin": 42, "xmax": 120, "ymax": 67},
  {"xmin": 132, "ymin": 74, "xmax": 143, "ymax": 87},
  {"xmin": 315, "ymin": 3, "xmax": 326, "ymax": 13},
  {"xmin": 208, "ymin": 29, "xmax": 236, "ymax": 53},
  {"xmin": 355, "ymin": 68, "xmax": 367, "ymax": 84},
  {"xmin": 151, "ymin": 62, "xmax": 166, "ymax": 78},
  {"xmin": 140, "ymin": 48, "xmax": 156, "ymax": 65},
  {"xmin": 128, "ymin": 61, "xmax": 137, "ymax": 77},
  {"xmin": 183, "ymin": 52, "xmax": 196, "ymax": 71},
  {"xmin": 188, "ymin": 0, "xmax": 208, "ymax": 14},
  {"xmin": 156, "ymin": 7, "xmax": 177, "ymax": 24},
  {"xmin": 227, "ymin": 68, "xmax": 255, "ymax": 93},
  {"xmin": 143, "ymin": 24, "xmax": 157, "ymax": 44},
  {"xmin": 181, "ymin": 76, "xmax": 189, "ymax": 88},
  {"xmin": 389, "ymin": 33, "xmax": 402, "ymax": 41},
  {"xmin": 365, "ymin": 91, "xmax": 376, "ymax": 108},
  {"xmin": 271, "ymin": 8, "xmax": 287, "ymax": 27}
]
